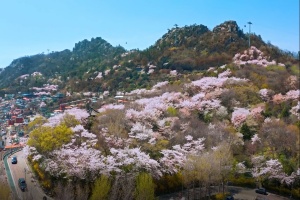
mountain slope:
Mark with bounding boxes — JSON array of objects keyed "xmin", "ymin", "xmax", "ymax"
[
  {"xmin": 24, "ymin": 63, "xmax": 300, "ymax": 198},
  {"xmin": 0, "ymin": 20, "xmax": 297, "ymax": 96}
]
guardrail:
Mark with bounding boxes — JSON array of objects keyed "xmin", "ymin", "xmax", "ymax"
[
  {"xmin": 2, "ymin": 147, "xmax": 22, "ymax": 159},
  {"xmin": 3, "ymin": 147, "xmax": 23, "ymax": 200}
]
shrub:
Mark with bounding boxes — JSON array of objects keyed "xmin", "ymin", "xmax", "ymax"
[
  {"xmin": 212, "ymin": 192, "xmax": 231, "ymax": 200},
  {"xmin": 228, "ymin": 175, "xmax": 256, "ymax": 188},
  {"xmin": 167, "ymin": 106, "xmax": 178, "ymax": 117}
]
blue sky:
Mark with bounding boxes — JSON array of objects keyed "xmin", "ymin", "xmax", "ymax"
[{"xmin": 0, "ymin": 0, "xmax": 299, "ymax": 68}]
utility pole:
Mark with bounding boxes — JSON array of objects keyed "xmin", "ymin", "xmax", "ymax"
[
  {"xmin": 24, "ymin": 168, "xmax": 27, "ymax": 181},
  {"xmin": 247, "ymin": 22, "xmax": 252, "ymax": 48}
]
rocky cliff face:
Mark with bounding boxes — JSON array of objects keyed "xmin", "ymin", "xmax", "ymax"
[
  {"xmin": 213, "ymin": 20, "xmax": 240, "ymax": 34},
  {"xmin": 233, "ymin": 46, "xmax": 286, "ymax": 67}
]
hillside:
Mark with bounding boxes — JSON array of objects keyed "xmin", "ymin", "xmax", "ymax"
[
  {"xmin": 0, "ymin": 37, "xmax": 125, "ymax": 95},
  {"xmin": 0, "ymin": 19, "xmax": 299, "ymax": 199},
  {"xmin": 0, "ymin": 20, "xmax": 297, "ymax": 97},
  {"xmin": 24, "ymin": 63, "xmax": 300, "ymax": 198}
]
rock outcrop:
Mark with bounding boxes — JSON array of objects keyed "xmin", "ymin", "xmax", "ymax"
[{"xmin": 233, "ymin": 46, "xmax": 285, "ymax": 67}]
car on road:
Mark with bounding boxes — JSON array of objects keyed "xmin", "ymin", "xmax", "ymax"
[
  {"xmin": 11, "ymin": 156, "xmax": 17, "ymax": 164},
  {"xmin": 255, "ymin": 188, "xmax": 267, "ymax": 195},
  {"xmin": 18, "ymin": 178, "xmax": 27, "ymax": 191}
]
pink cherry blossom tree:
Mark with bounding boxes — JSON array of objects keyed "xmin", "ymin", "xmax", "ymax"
[{"xmin": 231, "ymin": 107, "xmax": 250, "ymax": 127}]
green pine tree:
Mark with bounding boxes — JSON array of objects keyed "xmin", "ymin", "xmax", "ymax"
[{"xmin": 240, "ymin": 123, "xmax": 254, "ymax": 141}]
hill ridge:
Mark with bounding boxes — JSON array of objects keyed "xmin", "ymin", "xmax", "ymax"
[{"xmin": 0, "ymin": 20, "xmax": 297, "ymax": 96}]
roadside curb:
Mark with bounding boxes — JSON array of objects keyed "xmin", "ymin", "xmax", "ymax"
[{"xmin": 3, "ymin": 148, "xmax": 22, "ymax": 200}]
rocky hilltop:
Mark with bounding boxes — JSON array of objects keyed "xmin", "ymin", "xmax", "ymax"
[{"xmin": 0, "ymin": 20, "xmax": 297, "ymax": 96}]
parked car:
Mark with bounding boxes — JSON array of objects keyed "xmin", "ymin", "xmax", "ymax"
[
  {"xmin": 255, "ymin": 196, "xmax": 267, "ymax": 200},
  {"xmin": 1, "ymin": 131, "xmax": 6, "ymax": 136},
  {"xmin": 255, "ymin": 188, "xmax": 267, "ymax": 195},
  {"xmin": 225, "ymin": 195, "xmax": 234, "ymax": 200},
  {"xmin": 11, "ymin": 156, "xmax": 17, "ymax": 164},
  {"xmin": 18, "ymin": 178, "xmax": 27, "ymax": 191}
]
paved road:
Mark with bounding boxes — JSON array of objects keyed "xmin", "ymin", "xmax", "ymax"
[
  {"xmin": 158, "ymin": 186, "xmax": 290, "ymax": 200},
  {"xmin": 0, "ymin": 150, "xmax": 13, "ymax": 199},
  {"xmin": 7, "ymin": 150, "xmax": 52, "ymax": 200},
  {"xmin": 3, "ymin": 149, "xmax": 20, "ymax": 200},
  {"xmin": 229, "ymin": 186, "xmax": 289, "ymax": 200}
]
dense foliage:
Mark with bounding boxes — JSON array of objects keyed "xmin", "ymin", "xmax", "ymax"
[
  {"xmin": 23, "ymin": 60, "xmax": 299, "ymax": 199},
  {"xmin": 2, "ymin": 20, "xmax": 299, "ymax": 199}
]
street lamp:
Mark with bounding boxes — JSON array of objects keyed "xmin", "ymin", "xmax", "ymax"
[
  {"xmin": 247, "ymin": 22, "xmax": 252, "ymax": 48},
  {"xmin": 24, "ymin": 168, "xmax": 27, "ymax": 181}
]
